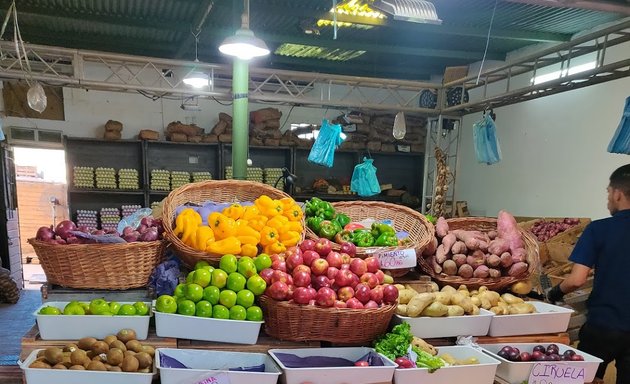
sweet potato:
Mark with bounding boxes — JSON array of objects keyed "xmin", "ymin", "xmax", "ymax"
[
  {"xmin": 488, "ymin": 268, "xmax": 501, "ymax": 278},
  {"xmin": 511, "ymin": 248, "xmax": 527, "ymax": 263},
  {"xmin": 443, "ymin": 260, "xmax": 457, "ymax": 276},
  {"xmin": 436, "ymin": 217, "xmax": 449, "ymax": 238},
  {"xmin": 508, "ymin": 262, "xmax": 528, "ymax": 277},
  {"xmin": 486, "ymin": 254, "xmax": 501, "ymax": 268},
  {"xmin": 488, "ymin": 238, "xmax": 510, "ymax": 255},
  {"xmin": 422, "ymin": 236, "xmax": 438, "ymax": 256},
  {"xmin": 452, "ymin": 230, "xmax": 486, "ymax": 250},
  {"xmin": 487, "ymin": 230, "xmax": 498, "ymax": 240},
  {"xmin": 497, "ymin": 210, "xmax": 524, "ymax": 252},
  {"xmin": 451, "ymin": 241, "xmax": 467, "ymax": 255},
  {"xmin": 441, "ymin": 233, "xmax": 457, "ymax": 254},
  {"xmin": 500, "ymin": 252, "xmax": 513, "ymax": 268},
  {"xmin": 473, "ymin": 265, "xmax": 490, "ymax": 278},
  {"xmin": 458, "ymin": 264, "xmax": 473, "ymax": 278},
  {"xmin": 429, "ymin": 255, "xmax": 442, "ymax": 274},
  {"xmin": 467, "ymin": 250, "xmax": 486, "ymax": 268},
  {"xmin": 452, "ymin": 254, "xmax": 467, "ymax": 267},
  {"xmin": 435, "ymin": 244, "xmax": 449, "ymax": 264}
]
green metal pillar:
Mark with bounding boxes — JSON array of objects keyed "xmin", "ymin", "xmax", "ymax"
[{"xmin": 231, "ymin": 58, "xmax": 249, "ymax": 180}]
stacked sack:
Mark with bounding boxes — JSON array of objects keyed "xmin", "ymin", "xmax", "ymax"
[
  {"xmin": 165, "ymin": 121, "xmax": 205, "ymax": 143},
  {"xmin": 249, "ymin": 108, "xmax": 282, "ymax": 147},
  {"xmin": 206, "ymin": 113, "xmax": 232, "ymax": 143},
  {"xmin": 103, "ymin": 120, "xmax": 123, "ymax": 140}
]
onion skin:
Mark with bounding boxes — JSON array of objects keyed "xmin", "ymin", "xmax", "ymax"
[
  {"xmin": 36, "ymin": 226, "xmax": 55, "ymax": 241},
  {"xmin": 55, "ymin": 220, "xmax": 77, "ymax": 240}
]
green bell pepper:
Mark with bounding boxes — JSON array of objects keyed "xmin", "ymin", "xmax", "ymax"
[
  {"xmin": 371, "ymin": 222, "xmax": 396, "ymax": 238},
  {"xmin": 305, "ymin": 197, "xmax": 323, "ymax": 217},
  {"xmin": 333, "ymin": 213, "xmax": 350, "ymax": 228},
  {"xmin": 316, "ymin": 201, "xmax": 336, "ymax": 220},
  {"xmin": 352, "ymin": 229, "xmax": 375, "ymax": 247},
  {"xmin": 375, "ymin": 232, "xmax": 398, "ymax": 246},
  {"xmin": 334, "ymin": 230, "xmax": 353, "ymax": 244},
  {"xmin": 319, "ymin": 220, "xmax": 339, "ymax": 240},
  {"xmin": 307, "ymin": 216, "xmax": 324, "ymax": 234}
]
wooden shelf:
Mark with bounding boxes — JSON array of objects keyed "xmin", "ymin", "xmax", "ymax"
[
  {"xmin": 292, "ymin": 192, "xmax": 403, "ymax": 203},
  {"xmin": 69, "ymin": 188, "xmax": 143, "ymax": 195}
]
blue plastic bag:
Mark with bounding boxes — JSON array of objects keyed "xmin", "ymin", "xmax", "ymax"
[
  {"xmin": 351, "ymin": 158, "xmax": 381, "ymax": 197},
  {"xmin": 473, "ymin": 114, "xmax": 502, "ymax": 165},
  {"xmin": 308, "ymin": 120, "xmax": 343, "ymax": 168},
  {"xmin": 607, "ymin": 96, "xmax": 630, "ymax": 154}
]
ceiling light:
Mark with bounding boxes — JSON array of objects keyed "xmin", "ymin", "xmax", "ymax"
[
  {"xmin": 183, "ymin": 72, "xmax": 209, "ymax": 88},
  {"xmin": 219, "ymin": 0, "xmax": 270, "ymax": 60},
  {"xmin": 373, "ymin": 0, "xmax": 442, "ymax": 24}
]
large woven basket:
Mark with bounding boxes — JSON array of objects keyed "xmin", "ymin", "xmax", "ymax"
[
  {"xmin": 162, "ymin": 180, "xmax": 299, "ymax": 268},
  {"xmin": 305, "ymin": 201, "xmax": 434, "ymax": 259},
  {"xmin": 417, "ymin": 217, "xmax": 540, "ymax": 291},
  {"xmin": 259, "ymin": 295, "xmax": 396, "ymax": 344},
  {"xmin": 28, "ymin": 238, "xmax": 166, "ymax": 290}
]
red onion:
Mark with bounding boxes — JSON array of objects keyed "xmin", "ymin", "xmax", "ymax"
[
  {"xmin": 66, "ymin": 236, "xmax": 81, "ymax": 244},
  {"xmin": 139, "ymin": 228, "xmax": 159, "ymax": 242},
  {"xmin": 122, "ymin": 226, "xmax": 135, "ymax": 236},
  {"xmin": 55, "ymin": 220, "xmax": 77, "ymax": 240},
  {"xmin": 123, "ymin": 231, "xmax": 140, "ymax": 243},
  {"xmin": 36, "ymin": 226, "xmax": 55, "ymax": 241},
  {"xmin": 137, "ymin": 224, "xmax": 148, "ymax": 234},
  {"xmin": 140, "ymin": 217, "xmax": 154, "ymax": 228}
]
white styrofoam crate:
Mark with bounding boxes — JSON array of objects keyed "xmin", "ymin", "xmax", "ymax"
[
  {"xmin": 487, "ymin": 301, "xmax": 573, "ymax": 337},
  {"xmin": 35, "ymin": 301, "xmax": 151, "ymax": 340},
  {"xmin": 154, "ymin": 310, "xmax": 263, "ymax": 344},
  {"xmin": 479, "ymin": 343, "xmax": 603, "ymax": 384},
  {"xmin": 394, "ymin": 346, "xmax": 500, "ymax": 384},
  {"xmin": 393, "ymin": 309, "xmax": 494, "ymax": 338},
  {"xmin": 20, "ymin": 349, "xmax": 155, "ymax": 384},
  {"xmin": 268, "ymin": 347, "xmax": 396, "ymax": 384},
  {"xmin": 156, "ymin": 348, "xmax": 281, "ymax": 384}
]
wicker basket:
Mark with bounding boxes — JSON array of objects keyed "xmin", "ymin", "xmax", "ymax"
[
  {"xmin": 305, "ymin": 201, "xmax": 434, "ymax": 259},
  {"xmin": 162, "ymin": 180, "xmax": 299, "ymax": 268},
  {"xmin": 259, "ymin": 295, "xmax": 396, "ymax": 344},
  {"xmin": 28, "ymin": 238, "xmax": 166, "ymax": 290},
  {"xmin": 417, "ymin": 217, "xmax": 540, "ymax": 291}
]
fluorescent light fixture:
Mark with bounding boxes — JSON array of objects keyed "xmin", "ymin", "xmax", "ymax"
[
  {"xmin": 183, "ymin": 71, "xmax": 209, "ymax": 88},
  {"xmin": 532, "ymin": 61, "xmax": 597, "ymax": 85},
  {"xmin": 373, "ymin": 0, "xmax": 442, "ymax": 24},
  {"xmin": 219, "ymin": 0, "xmax": 270, "ymax": 60}
]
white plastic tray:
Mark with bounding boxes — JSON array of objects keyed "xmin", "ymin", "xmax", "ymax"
[
  {"xmin": 20, "ymin": 348, "xmax": 155, "ymax": 384},
  {"xmin": 154, "ymin": 310, "xmax": 263, "ymax": 344},
  {"xmin": 268, "ymin": 347, "xmax": 396, "ymax": 384},
  {"xmin": 479, "ymin": 343, "xmax": 603, "ymax": 384},
  {"xmin": 35, "ymin": 301, "xmax": 151, "ymax": 340},
  {"xmin": 394, "ymin": 346, "xmax": 500, "ymax": 384},
  {"xmin": 156, "ymin": 348, "xmax": 281, "ymax": 384},
  {"xmin": 393, "ymin": 309, "xmax": 494, "ymax": 338},
  {"xmin": 487, "ymin": 301, "xmax": 573, "ymax": 336}
]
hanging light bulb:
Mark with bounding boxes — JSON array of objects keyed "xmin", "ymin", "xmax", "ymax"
[
  {"xmin": 219, "ymin": 0, "xmax": 270, "ymax": 60},
  {"xmin": 183, "ymin": 30, "xmax": 211, "ymax": 88}
]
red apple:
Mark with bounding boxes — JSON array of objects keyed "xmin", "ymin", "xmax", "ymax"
[
  {"xmin": 326, "ymin": 251, "xmax": 343, "ymax": 268},
  {"xmin": 364, "ymin": 300, "xmax": 379, "ymax": 309},
  {"xmin": 355, "ymin": 283, "xmax": 371, "ymax": 304},
  {"xmin": 272, "ymin": 270, "xmax": 290, "ymax": 285},
  {"xmin": 364, "ymin": 257, "xmax": 380, "ymax": 273},
  {"xmin": 302, "ymin": 250, "xmax": 320, "ymax": 267},
  {"xmin": 327, "ymin": 266, "xmax": 339, "ymax": 280},
  {"xmin": 340, "ymin": 253, "xmax": 352, "ymax": 265},
  {"xmin": 340, "ymin": 242, "xmax": 357, "ymax": 257},
  {"xmin": 307, "ymin": 287, "xmax": 317, "ymax": 298},
  {"xmin": 294, "ymin": 265, "xmax": 311, "ymax": 275},
  {"xmin": 311, "ymin": 259, "xmax": 329, "ymax": 276},
  {"xmin": 335, "ymin": 269, "xmax": 355, "ymax": 287},
  {"xmin": 293, "ymin": 287, "xmax": 314, "ymax": 304},
  {"xmin": 340, "ymin": 263, "xmax": 351, "ymax": 271},
  {"xmin": 382, "ymin": 284, "xmax": 399, "ymax": 304},
  {"xmin": 369, "ymin": 285, "xmax": 384, "ymax": 304},
  {"xmin": 360, "ymin": 272, "xmax": 379, "ymax": 289},
  {"xmin": 286, "ymin": 285, "xmax": 295, "ymax": 300},
  {"xmin": 334, "ymin": 300, "xmax": 347, "ymax": 309},
  {"xmin": 337, "ymin": 286, "xmax": 355, "ymax": 302},
  {"xmin": 292, "ymin": 271, "xmax": 311, "ymax": 287},
  {"xmin": 312, "ymin": 275, "xmax": 332, "ymax": 290},
  {"xmin": 299, "ymin": 239, "xmax": 316, "ymax": 252},
  {"xmin": 374, "ymin": 270, "xmax": 385, "ymax": 284},
  {"xmin": 350, "ymin": 273, "xmax": 360, "ymax": 289},
  {"xmin": 316, "ymin": 287, "xmax": 336, "ymax": 307},
  {"xmin": 272, "ymin": 259, "xmax": 287, "ymax": 272},
  {"xmin": 268, "ymin": 281, "xmax": 289, "ymax": 300},
  {"xmin": 270, "ymin": 253, "xmax": 284, "ymax": 263},
  {"xmin": 346, "ymin": 297, "xmax": 364, "ymax": 309},
  {"xmin": 286, "ymin": 252, "xmax": 304, "ymax": 272},
  {"xmin": 350, "ymin": 258, "xmax": 368, "ymax": 276},
  {"xmin": 314, "ymin": 238, "xmax": 333, "ymax": 257},
  {"xmin": 259, "ymin": 268, "xmax": 274, "ymax": 285}
]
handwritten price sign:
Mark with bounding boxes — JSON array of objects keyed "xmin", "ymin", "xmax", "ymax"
[
  {"xmin": 528, "ymin": 362, "xmax": 587, "ymax": 384},
  {"xmin": 376, "ymin": 249, "xmax": 417, "ymax": 269}
]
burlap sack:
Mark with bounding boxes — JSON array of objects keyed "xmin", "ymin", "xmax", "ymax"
[
  {"xmin": 105, "ymin": 120, "xmax": 123, "ymax": 132},
  {"xmin": 138, "ymin": 130, "xmax": 159, "ymax": 140}
]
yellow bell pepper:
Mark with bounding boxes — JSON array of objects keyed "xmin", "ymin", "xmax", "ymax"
[
  {"xmin": 280, "ymin": 231, "xmax": 301, "ymax": 247},
  {"xmin": 267, "ymin": 215, "xmax": 290, "ymax": 234},
  {"xmin": 260, "ymin": 226, "xmax": 279, "ymax": 246},
  {"xmin": 180, "ymin": 216, "xmax": 197, "ymax": 246},
  {"xmin": 236, "ymin": 223, "xmax": 261, "ymax": 243},
  {"xmin": 208, "ymin": 212, "xmax": 237, "ymax": 240},
  {"xmin": 255, "ymin": 195, "xmax": 283, "ymax": 217},
  {"xmin": 194, "ymin": 226, "xmax": 215, "ymax": 251},
  {"xmin": 287, "ymin": 221, "xmax": 303, "ymax": 233},
  {"xmin": 264, "ymin": 241, "xmax": 286, "ymax": 255},
  {"xmin": 279, "ymin": 197, "xmax": 295, "ymax": 211},
  {"xmin": 223, "ymin": 203, "xmax": 245, "ymax": 220},
  {"xmin": 237, "ymin": 235, "xmax": 259, "ymax": 246},
  {"xmin": 248, "ymin": 215, "xmax": 268, "ymax": 232},
  {"xmin": 284, "ymin": 204, "xmax": 303, "ymax": 222},
  {"xmin": 240, "ymin": 243, "xmax": 258, "ymax": 257},
  {"xmin": 206, "ymin": 236, "xmax": 241, "ymax": 255},
  {"xmin": 174, "ymin": 208, "xmax": 202, "ymax": 236},
  {"xmin": 242, "ymin": 205, "xmax": 261, "ymax": 220}
]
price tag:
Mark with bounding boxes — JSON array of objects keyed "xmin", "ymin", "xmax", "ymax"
[
  {"xmin": 376, "ymin": 248, "xmax": 417, "ymax": 269},
  {"xmin": 527, "ymin": 362, "xmax": 586, "ymax": 384},
  {"xmin": 191, "ymin": 372, "xmax": 231, "ymax": 384}
]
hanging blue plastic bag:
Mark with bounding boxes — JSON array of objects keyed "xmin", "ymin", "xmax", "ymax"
[
  {"xmin": 607, "ymin": 96, "xmax": 630, "ymax": 154},
  {"xmin": 351, "ymin": 157, "xmax": 381, "ymax": 197},
  {"xmin": 308, "ymin": 119, "xmax": 343, "ymax": 168},
  {"xmin": 473, "ymin": 114, "xmax": 502, "ymax": 165}
]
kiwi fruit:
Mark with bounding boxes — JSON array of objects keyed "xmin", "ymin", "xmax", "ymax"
[
  {"xmin": 29, "ymin": 361, "xmax": 51, "ymax": 369},
  {"xmin": 69, "ymin": 365, "xmax": 86, "ymax": 370},
  {"xmin": 110, "ymin": 340, "xmax": 127, "ymax": 352},
  {"xmin": 138, "ymin": 367, "xmax": 151, "ymax": 373},
  {"xmin": 52, "ymin": 363, "xmax": 67, "ymax": 369},
  {"xmin": 126, "ymin": 340, "xmax": 143, "ymax": 353},
  {"xmin": 91, "ymin": 341, "xmax": 109, "ymax": 355},
  {"xmin": 103, "ymin": 335, "xmax": 117, "ymax": 345},
  {"xmin": 92, "ymin": 354, "xmax": 107, "ymax": 363},
  {"xmin": 86, "ymin": 360, "xmax": 107, "ymax": 371},
  {"xmin": 44, "ymin": 347, "xmax": 64, "ymax": 365},
  {"xmin": 107, "ymin": 366, "xmax": 122, "ymax": 372},
  {"xmin": 78, "ymin": 337, "xmax": 97, "ymax": 350},
  {"xmin": 121, "ymin": 355, "xmax": 139, "ymax": 372},
  {"xmin": 141, "ymin": 345, "xmax": 155, "ymax": 358},
  {"xmin": 134, "ymin": 352, "xmax": 152, "ymax": 369},
  {"xmin": 106, "ymin": 348, "xmax": 124, "ymax": 366},
  {"xmin": 63, "ymin": 343, "xmax": 79, "ymax": 353},
  {"xmin": 70, "ymin": 350, "xmax": 88, "ymax": 366},
  {"xmin": 123, "ymin": 351, "xmax": 136, "ymax": 359},
  {"xmin": 103, "ymin": 363, "xmax": 112, "ymax": 370},
  {"xmin": 116, "ymin": 329, "xmax": 137, "ymax": 344}
]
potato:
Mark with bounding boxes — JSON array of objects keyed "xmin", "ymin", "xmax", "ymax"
[
  {"xmin": 490, "ymin": 306, "xmax": 506, "ymax": 315},
  {"xmin": 434, "ymin": 291, "xmax": 452, "ymax": 305},
  {"xmin": 508, "ymin": 303, "xmax": 536, "ymax": 314},
  {"xmin": 458, "ymin": 264, "xmax": 473, "ymax": 278},
  {"xmin": 452, "ymin": 254, "xmax": 467, "ymax": 267},
  {"xmin": 451, "ymin": 241, "xmax": 467, "ymax": 255},
  {"xmin": 471, "ymin": 304, "xmax": 480, "ymax": 315},
  {"xmin": 450, "ymin": 292, "xmax": 474, "ymax": 314},
  {"xmin": 478, "ymin": 286, "xmax": 488, "ymax": 293},
  {"xmin": 480, "ymin": 297, "xmax": 492, "ymax": 310},
  {"xmin": 508, "ymin": 262, "xmax": 528, "ymax": 277},
  {"xmin": 470, "ymin": 289, "xmax": 478, "ymax": 296},
  {"xmin": 443, "ymin": 260, "xmax": 457, "ymax": 276},
  {"xmin": 396, "ymin": 304, "xmax": 408, "ymax": 316},
  {"xmin": 430, "ymin": 282, "xmax": 440, "ymax": 292},
  {"xmin": 501, "ymin": 293, "xmax": 524, "ymax": 305},
  {"xmin": 447, "ymin": 305, "xmax": 465, "ymax": 316},
  {"xmin": 440, "ymin": 353, "xmax": 457, "ymax": 365},
  {"xmin": 470, "ymin": 296, "xmax": 481, "ymax": 307},
  {"xmin": 404, "ymin": 285, "xmax": 419, "ymax": 294},
  {"xmin": 420, "ymin": 301, "xmax": 449, "ymax": 317},
  {"xmin": 473, "ymin": 265, "xmax": 489, "ymax": 278},
  {"xmin": 486, "ymin": 254, "xmax": 501, "ymax": 268},
  {"xmin": 412, "ymin": 337, "xmax": 437, "ymax": 355},
  {"xmin": 488, "ymin": 268, "xmax": 501, "ymax": 278},
  {"xmin": 479, "ymin": 291, "xmax": 500, "ymax": 307},
  {"xmin": 441, "ymin": 285, "xmax": 457, "ymax": 294},
  {"xmin": 407, "ymin": 293, "xmax": 435, "ymax": 317},
  {"xmin": 398, "ymin": 289, "xmax": 416, "ymax": 305},
  {"xmin": 457, "ymin": 284, "xmax": 469, "ymax": 293}
]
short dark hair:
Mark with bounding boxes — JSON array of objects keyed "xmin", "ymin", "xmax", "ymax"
[{"xmin": 610, "ymin": 164, "xmax": 630, "ymax": 197}]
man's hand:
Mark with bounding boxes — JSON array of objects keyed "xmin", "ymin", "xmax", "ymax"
[{"xmin": 545, "ymin": 284, "xmax": 565, "ymax": 303}]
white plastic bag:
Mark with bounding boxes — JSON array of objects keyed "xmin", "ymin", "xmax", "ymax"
[{"xmin": 27, "ymin": 82, "xmax": 47, "ymax": 113}]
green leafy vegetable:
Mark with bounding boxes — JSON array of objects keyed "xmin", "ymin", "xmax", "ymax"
[
  {"xmin": 412, "ymin": 346, "xmax": 445, "ymax": 373},
  {"xmin": 373, "ymin": 323, "xmax": 413, "ymax": 361}
]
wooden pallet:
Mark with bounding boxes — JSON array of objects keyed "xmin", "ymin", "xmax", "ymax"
[
  {"xmin": 20, "ymin": 324, "xmax": 177, "ymax": 360},
  {"xmin": 177, "ymin": 334, "xmax": 321, "ymax": 353}
]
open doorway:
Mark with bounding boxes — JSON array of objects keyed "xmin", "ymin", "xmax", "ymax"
[{"xmin": 13, "ymin": 147, "xmax": 67, "ymax": 289}]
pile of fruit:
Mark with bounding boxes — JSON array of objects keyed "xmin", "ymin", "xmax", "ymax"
[
  {"xmin": 27, "ymin": 329, "xmax": 155, "ymax": 372},
  {"xmin": 529, "ymin": 218, "xmax": 582, "ymax": 242},
  {"xmin": 397, "ymin": 284, "xmax": 536, "ymax": 317},
  {"xmin": 173, "ymin": 195, "xmax": 303, "ymax": 256},
  {"xmin": 35, "ymin": 216, "xmax": 164, "ymax": 244},
  {"xmin": 154, "ymin": 256, "xmax": 266, "ymax": 322},
  {"xmin": 497, "ymin": 344, "xmax": 584, "ymax": 362},
  {"xmin": 39, "ymin": 299, "xmax": 149, "ymax": 316},
  {"xmin": 262, "ymin": 238, "xmax": 399, "ymax": 309}
]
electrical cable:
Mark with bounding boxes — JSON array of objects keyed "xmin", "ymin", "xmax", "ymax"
[
  {"xmin": 212, "ymin": 96, "xmax": 232, "ymax": 106},
  {"xmin": 476, "ymin": 0, "xmax": 499, "ymax": 86},
  {"xmin": 280, "ymin": 104, "xmax": 296, "ymax": 131}
]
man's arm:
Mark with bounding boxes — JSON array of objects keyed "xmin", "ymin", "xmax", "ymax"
[{"xmin": 547, "ymin": 263, "xmax": 591, "ymax": 302}]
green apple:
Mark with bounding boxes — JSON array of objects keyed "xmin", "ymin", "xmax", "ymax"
[
  {"xmin": 236, "ymin": 289, "xmax": 255, "ymax": 308},
  {"xmin": 195, "ymin": 300, "xmax": 213, "ymax": 318},
  {"xmin": 185, "ymin": 283, "xmax": 204, "ymax": 303},
  {"xmin": 194, "ymin": 260, "xmax": 210, "ymax": 270},
  {"xmin": 108, "ymin": 301, "xmax": 121, "ymax": 315},
  {"xmin": 219, "ymin": 254, "xmax": 238, "ymax": 274},
  {"xmin": 211, "ymin": 269, "xmax": 228, "ymax": 289},
  {"xmin": 203, "ymin": 286, "xmax": 220, "ymax": 305},
  {"xmin": 155, "ymin": 295, "xmax": 177, "ymax": 314},
  {"xmin": 186, "ymin": 271, "xmax": 196, "ymax": 284},
  {"xmin": 134, "ymin": 302, "xmax": 149, "ymax": 316},
  {"xmin": 177, "ymin": 299, "xmax": 196, "ymax": 316},
  {"xmin": 79, "ymin": 302, "xmax": 90, "ymax": 314},
  {"xmin": 201, "ymin": 265, "xmax": 215, "ymax": 274},
  {"xmin": 247, "ymin": 275, "xmax": 267, "ymax": 296},
  {"xmin": 212, "ymin": 304, "xmax": 230, "ymax": 319},
  {"xmin": 226, "ymin": 272, "xmax": 246, "ymax": 292},
  {"xmin": 63, "ymin": 302, "xmax": 85, "ymax": 315},
  {"xmin": 173, "ymin": 283, "xmax": 187, "ymax": 298},
  {"xmin": 246, "ymin": 306, "xmax": 263, "ymax": 321},
  {"xmin": 39, "ymin": 305, "xmax": 62, "ymax": 315},
  {"xmin": 89, "ymin": 299, "xmax": 110, "ymax": 315},
  {"xmin": 237, "ymin": 259, "xmax": 257, "ymax": 279},
  {"xmin": 229, "ymin": 305, "xmax": 247, "ymax": 320},
  {"xmin": 192, "ymin": 268, "xmax": 212, "ymax": 288},
  {"xmin": 254, "ymin": 254, "xmax": 272, "ymax": 272},
  {"xmin": 219, "ymin": 290, "xmax": 237, "ymax": 309},
  {"xmin": 118, "ymin": 304, "xmax": 137, "ymax": 316}
]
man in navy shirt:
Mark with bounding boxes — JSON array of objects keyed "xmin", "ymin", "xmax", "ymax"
[{"xmin": 547, "ymin": 164, "xmax": 630, "ymax": 384}]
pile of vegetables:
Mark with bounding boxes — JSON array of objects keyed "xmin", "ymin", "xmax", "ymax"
[
  {"xmin": 422, "ymin": 210, "xmax": 529, "ymax": 279},
  {"xmin": 529, "ymin": 218, "xmax": 581, "ymax": 242},
  {"xmin": 35, "ymin": 217, "xmax": 164, "ymax": 244},
  {"xmin": 173, "ymin": 195, "xmax": 303, "ymax": 256},
  {"xmin": 396, "ymin": 283, "xmax": 536, "ymax": 317}
]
